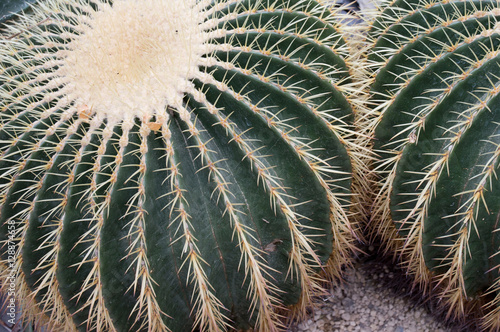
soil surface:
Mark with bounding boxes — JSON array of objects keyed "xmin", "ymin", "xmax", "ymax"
[{"xmin": 288, "ymin": 247, "xmax": 477, "ymax": 332}]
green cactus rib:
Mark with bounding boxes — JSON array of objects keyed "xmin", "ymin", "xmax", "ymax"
[
  {"xmin": 0, "ymin": 0, "xmax": 359, "ymax": 331},
  {"xmin": 368, "ymin": 0, "xmax": 500, "ymax": 328}
]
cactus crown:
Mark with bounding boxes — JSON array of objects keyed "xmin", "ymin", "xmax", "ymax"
[{"xmin": 59, "ymin": 0, "xmax": 207, "ymax": 124}]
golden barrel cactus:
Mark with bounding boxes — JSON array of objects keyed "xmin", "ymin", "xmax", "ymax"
[
  {"xmin": 366, "ymin": 0, "xmax": 500, "ymax": 329},
  {"xmin": 0, "ymin": 0, "xmax": 361, "ymax": 331}
]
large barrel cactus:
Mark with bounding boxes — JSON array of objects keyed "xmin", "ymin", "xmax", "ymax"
[
  {"xmin": 367, "ymin": 0, "xmax": 500, "ymax": 329},
  {"xmin": 0, "ymin": 0, "xmax": 361, "ymax": 331}
]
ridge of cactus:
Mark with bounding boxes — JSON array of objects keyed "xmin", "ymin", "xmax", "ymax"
[
  {"xmin": 0, "ymin": 0, "xmax": 362, "ymax": 331},
  {"xmin": 365, "ymin": 0, "xmax": 500, "ymax": 329}
]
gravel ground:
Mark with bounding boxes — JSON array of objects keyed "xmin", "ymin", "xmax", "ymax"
[{"xmin": 288, "ymin": 248, "xmax": 475, "ymax": 332}]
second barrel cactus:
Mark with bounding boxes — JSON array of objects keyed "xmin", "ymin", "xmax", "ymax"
[{"xmin": 367, "ymin": 0, "xmax": 500, "ymax": 329}]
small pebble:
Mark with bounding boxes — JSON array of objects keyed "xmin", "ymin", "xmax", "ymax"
[
  {"xmin": 342, "ymin": 313, "xmax": 351, "ymax": 321},
  {"xmin": 342, "ymin": 297, "xmax": 354, "ymax": 308}
]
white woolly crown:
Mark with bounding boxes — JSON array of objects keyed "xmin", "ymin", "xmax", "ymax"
[
  {"xmin": 58, "ymin": 0, "xmax": 206, "ymax": 124},
  {"xmin": 14, "ymin": 0, "xmax": 212, "ymax": 126}
]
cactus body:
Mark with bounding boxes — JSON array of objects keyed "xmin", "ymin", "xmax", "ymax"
[
  {"xmin": 367, "ymin": 0, "xmax": 500, "ymax": 328},
  {"xmin": 0, "ymin": 0, "xmax": 359, "ymax": 331}
]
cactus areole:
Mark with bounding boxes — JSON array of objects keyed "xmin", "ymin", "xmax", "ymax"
[{"xmin": 0, "ymin": 0, "xmax": 357, "ymax": 331}]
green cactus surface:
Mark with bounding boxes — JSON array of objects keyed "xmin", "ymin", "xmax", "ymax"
[
  {"xmin": 0, "ymin": 0, "xmax": 360, "ymax": 331},
  {"xmin": 367, "ymin": 0, "xmax": 500, "ymax": 329},
  {"xmin": 0, "ymin": 0, "xmax": 37, "ymax": 25}
]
